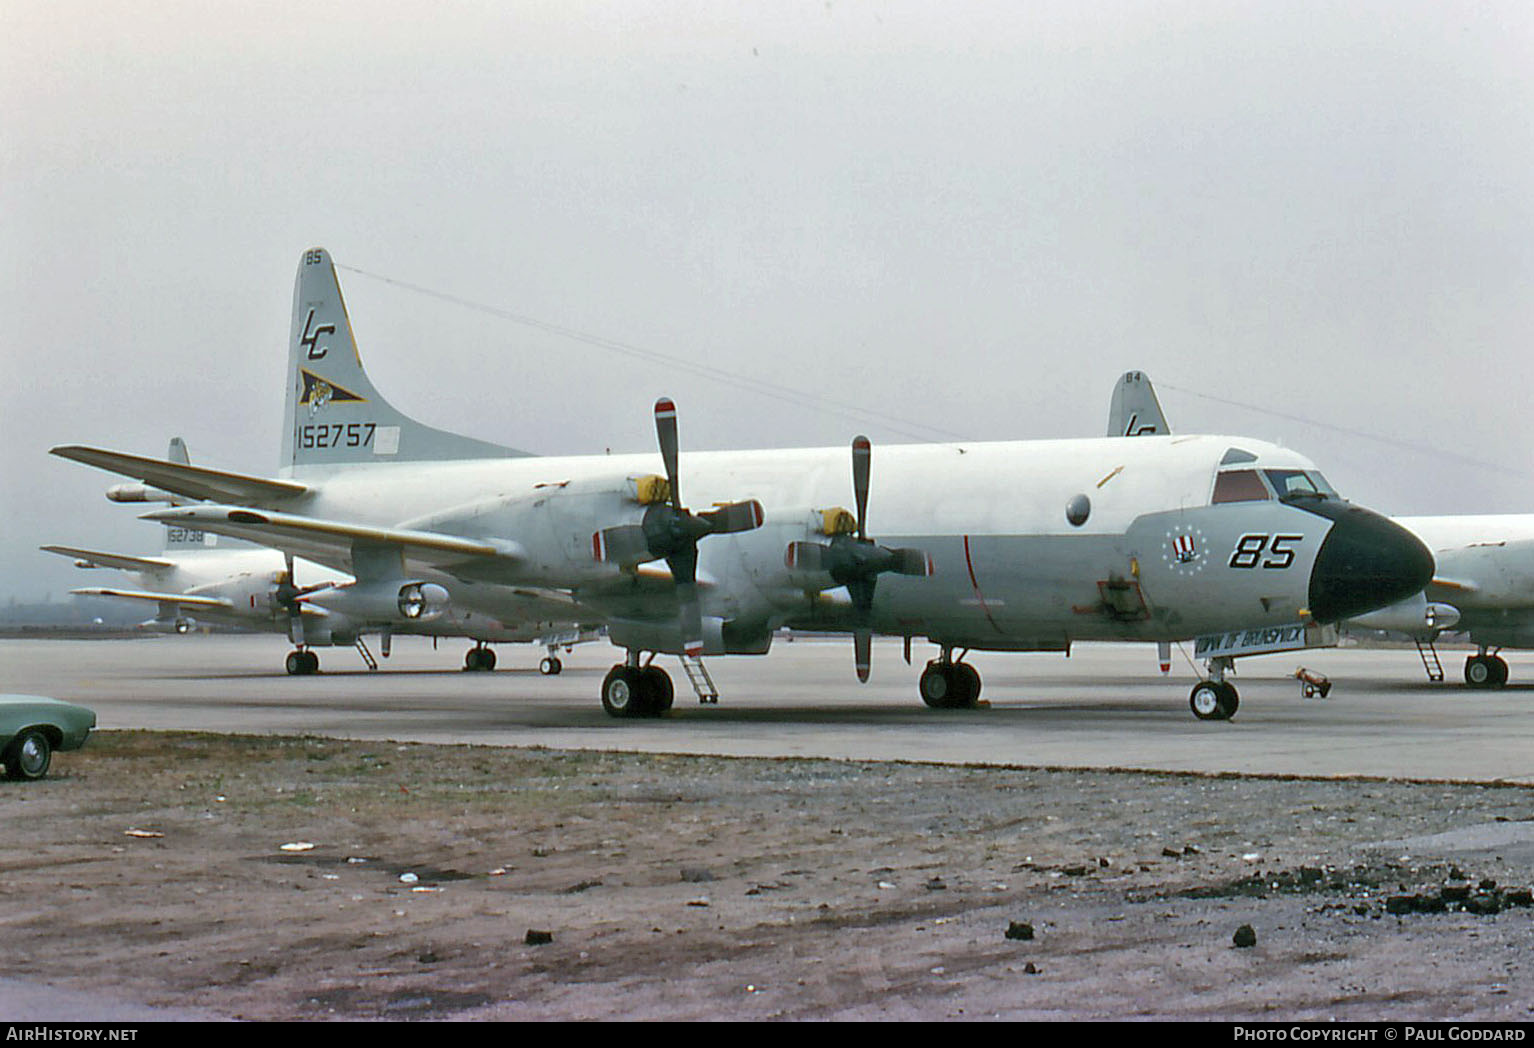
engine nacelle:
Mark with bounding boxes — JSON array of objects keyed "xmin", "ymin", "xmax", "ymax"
[
  {"xmin": 138, "ymin": 616, "xmax": 196, "ymax": 634},
  {"xmin": 306, "ymin": 580, "xmax": 451, "ymax": 624},
  {"xmin": 607, "ymin": 616, "xmax": 773, "ymax": 656},
  {"xmin": 106, "ymin": 483, "xmax": 177, "ymax": 504},
  {"xmin": 1349, "ymin": 594, "xmax": 1460, "ymax": 636}
]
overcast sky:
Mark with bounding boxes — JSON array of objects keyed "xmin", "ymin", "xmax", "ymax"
[{"xmin": 4, "ymin": 1, "xmax": 1532, "ymax": 600}]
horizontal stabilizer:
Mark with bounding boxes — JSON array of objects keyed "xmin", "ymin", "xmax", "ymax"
[
  {"xmin": 41, "ymin": 545, "xmax": 175, "ymax": 573},
  {"xmin": 142, "ymin": 505, "xmax": 521, "ymax": 571},
  {"xmin": 52, "ymin": 445, "xmax": 308, "ymax": 505},
  {"xmin": 70, "ymin": 586, "xmax": 233, "ymax": 609}
]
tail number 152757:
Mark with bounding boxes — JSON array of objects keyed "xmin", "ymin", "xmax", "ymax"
[{"xmin": 298, "ymin": 422, "xmax": 375, "ymax": 450}]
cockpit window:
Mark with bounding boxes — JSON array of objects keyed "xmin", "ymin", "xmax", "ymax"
[
  {"xmin": 1264, "ymin": 470, "xmax": 1335, "ymax": 501},
  {"xmin": 1212, "ymin": 469, "xmax": 1271, "ymax": 503}
]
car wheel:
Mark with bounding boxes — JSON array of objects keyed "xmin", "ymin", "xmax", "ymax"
[{"xmin": 4, "ymin": 729, "xmax": 53, "ymax": 781}]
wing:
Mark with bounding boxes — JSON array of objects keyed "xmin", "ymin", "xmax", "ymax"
[
  {"xmin": 141, "ymin": 505, "xmax": 523, "ymax": 580},
  {"xmin": 40, "ymin": 545, "xmax": 176, "ymax": 573},
  {"xmin": 69, "ymin": 586, "xmax": 233, "ymax": 609},
  {"xmin": 51, "ymin": 445, "xmax": 308, "ymax": 505}
]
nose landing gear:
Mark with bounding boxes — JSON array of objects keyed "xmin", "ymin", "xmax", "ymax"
[{"xmin": 1189, "ymin": 657, "xmax": 1239, "ymax": 720}]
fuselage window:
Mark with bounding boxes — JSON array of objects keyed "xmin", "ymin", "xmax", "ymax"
[{"xmin": 1211, "ymin": 469, "xmax": 1272, "ymax": 504}]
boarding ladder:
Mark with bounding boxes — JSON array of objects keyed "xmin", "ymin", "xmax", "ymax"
[
  {"xmin": 1415, "ymin": 640, "xmax": 1444, "ymax": 683},
  {"xmin": 354, "ymin": 636, "xmax": 379, "ymax": 671},
  {"xmin": 680, "ymin": 654, "xmax": 719, "ymax": 704}
]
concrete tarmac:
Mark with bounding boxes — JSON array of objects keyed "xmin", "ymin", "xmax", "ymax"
[{"xmin": 2, "ymin": 634, "xmax": 1530, "ymax": 784}]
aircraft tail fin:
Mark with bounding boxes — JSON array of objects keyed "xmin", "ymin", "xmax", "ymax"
[
  {"xmin": 1107, "ymin": 371, "xmax": 1172, "ymax": 437},
  {"xmin": 159, "ymin": 437, "xmax": 214, "ymax": 551},
  {"xmin": 280, "ymin": 248, "xmax": 532, "ymax": 473}
]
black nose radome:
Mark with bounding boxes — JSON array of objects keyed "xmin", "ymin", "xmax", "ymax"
[{"xmin": 1304, "ymin": 502, "xmax": 1435, "ymax": 624}]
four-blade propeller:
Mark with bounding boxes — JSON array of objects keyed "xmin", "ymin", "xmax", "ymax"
[
  {"xmin": 785, "ymin": 436, "xmax": 933, "ymax": 681},
  {"xmin": 592, "ymin": 398, "xmax": 765, "ymax": 656},
  {"xmin": 272, "ymin": 553, "xmax": 334, "ymax": 645}
]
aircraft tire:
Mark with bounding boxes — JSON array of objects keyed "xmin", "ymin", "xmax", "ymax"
[
  {"xmin": 919, "ymin": 662, "xmax": 980, "ymax": 709},
  {"xmin": 1217, "ymin": 682, "xmax": 1239, "ymax": 718},
  {"xmin": 303, "ymin": 650, "xmax": 320, "ymax": 674},
  {"xmin": 3, "ymin": 729, "xmax": 52, "ymax": 781},
  {"xmin": 919, "ymin": 662, "xmax": 954, "ymax": 708},
  {"xmin": 1190, "ymin": 681, "xmax": 1237, "ymax": 721},
  {"xmin": 539, "ymin": 657, "xmax": 562, "ymax": 676},
  {"xmin": 641, "ymin": 666, "xmax": 674, "ymax": 713},
  {"xmin": 1465, "ymin": 655, "xmax": 1508, "ymax": 689},
  {"xmin": 954, "ymin": 663, "xmax": 982, "ymax": 708},
  {"xmin": 286, "ymin": 650, "xmax": 317, "ymax": 676},
  {"xmin": 1464, "ymin": 655, "xmax": 1506, "ymax": 689},
  {"xmin": 601, "ymin": 666, "xmax": 652, "ymax": 718}
]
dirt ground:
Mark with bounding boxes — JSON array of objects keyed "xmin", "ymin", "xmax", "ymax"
[{"xmin": 3, "ymin": 731, "xmax": 1533, "ymax": 1022}]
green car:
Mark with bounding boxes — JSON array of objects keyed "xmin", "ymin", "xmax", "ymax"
[{"xmin": 0, "ymin": 695, "xmax": 95, "ymax": 781}]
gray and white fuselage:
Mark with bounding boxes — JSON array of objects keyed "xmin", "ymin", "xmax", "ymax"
[{"xmin": 161, "ymin": 431, "xmax": 1422, "ymax": 657}]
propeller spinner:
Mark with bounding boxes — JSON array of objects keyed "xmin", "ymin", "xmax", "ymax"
[
  {"xmin": 272, "ymin": 553, "xmax": 335, "ymax": 646},
  {"xmin": 786, "ymin": 436, "xmax": 933, "ymax": 681},
  {"xmin": 592, "ymin": 398, "xmax": 765, "ymax": 656}
]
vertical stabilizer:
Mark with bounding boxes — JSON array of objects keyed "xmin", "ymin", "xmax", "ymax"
[
  {"xmin": 280, "ymin": 248, "xmax": 532, "ymax": 473},
  {"xmin": 161, "ymin": 438, "xmax": 215, "ymax": 550},
  {"xmin": 1107, "ymin": 371, "xmax": 1172, "ymax": 437}
]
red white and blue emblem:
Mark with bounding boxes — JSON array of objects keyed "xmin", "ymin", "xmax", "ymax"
[{"xmin": 1163, "ymin": 524, "xmax": 1207, "ymax": 576}]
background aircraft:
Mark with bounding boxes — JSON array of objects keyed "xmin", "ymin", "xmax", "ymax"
[
  {"xmin": 1107, "ymin": 372, "xmax": 1534, "ymax": 690},
  {"xmin": 50, "ymin": 443, "xmax": 598, "ymax": 675},
  {"xmin": 45, "ymin": 535, "xmax": 595, "ymax": 675},
  {"xmin": 53, "ymin": 249, "xmax": 1432, "ymax": 719}
]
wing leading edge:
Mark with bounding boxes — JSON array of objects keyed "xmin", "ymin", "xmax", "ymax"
[
  {"xmin": 140, "ymin": 505, "xmax": 522, "ymax": 574},
  {"xmin": 51, "ymin": 445, "xmax": 309, "ymax": 505}
]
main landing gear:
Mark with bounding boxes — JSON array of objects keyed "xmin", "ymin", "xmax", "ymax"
[
  {"xmin": 918, "ymin": 650, "xmax": 983, "ymax": 709},
  {"xmin": 464, "ymin": 644, "xmax": 497, "ymax": 672},
  {"xmin": 285, "ymin": 648, "xmax": 320, "ymax": 675},
  {"xmin": 1464, "ymin": 648, "xmax": 1509, "ymax": 689},
  {"xmin": 1189, "ymin": 656, "xmax": 1239, "ymax": 720},
  {"xmin": 601, "ymin": 655, "xmax": 674, "ymax": 718}
]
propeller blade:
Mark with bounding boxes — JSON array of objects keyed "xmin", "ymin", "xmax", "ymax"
[
  {"xmin": 668, "ymin": 546, "xmax": 704, "ymax": 656},
  {"xmin": 700, "ymin": 499, "xmax": 765, "ymax": 535},
  {"xmin": 852, "ymin": 436, "xmax": 871, "ymax": 541},
  {"xmin": 593, "ymin": 524, "xmax": 653, "ymax": 567},
  {"xmin": 655, "ymin": 398, "xmax": 681, "ymax": 509},
  {"xmin": 283, "ymin": 555, "xmax": 307, "ymax": 647},
  {"xmin": 854, "ymin": 628, "xmax": 872, "ymax": 683},
  {"xmin": 847, "ymin": 576, "xmax": 877, "ymax": 617}
]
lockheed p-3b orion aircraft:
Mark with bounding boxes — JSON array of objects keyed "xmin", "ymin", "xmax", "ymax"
[{"xmin": 54, "ymin": 249, "xmax": 1433, "ymax": 720}]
